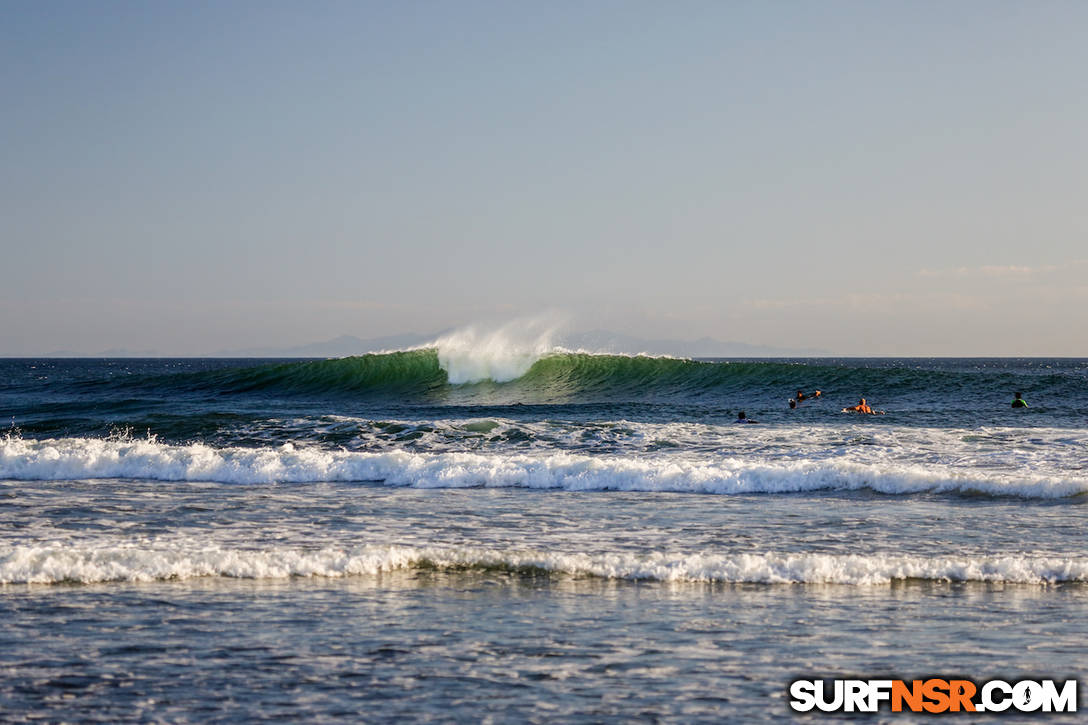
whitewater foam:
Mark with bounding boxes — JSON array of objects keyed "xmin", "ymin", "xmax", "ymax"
[
  {"xmin": 2, "ymin": 541, "xmax": 1084, "ymax": 585},
  {"xmin": 3, "ymin": 435, "xmax": 1086, "ymax": 498}
]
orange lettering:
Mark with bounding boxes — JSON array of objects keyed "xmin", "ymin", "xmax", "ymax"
[
  {"xmin": 892, "ymin": 680, "xmax": 924, "ymax": 712},
  {"xmin": 949, "ymin": 680, "xmax": 976, "ymax": 712},
  {"xmin": 922, "ymin": 679, "xmax": 951, "ymax": 713}
]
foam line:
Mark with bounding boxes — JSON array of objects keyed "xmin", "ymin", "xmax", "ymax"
[
  {"xmin": 2, "ymin": 436, "xmax": 1086, "ymax": 498},
  {"xmin": 2, "ymin": 542, "xmax": 1084, "ymax": 585}
]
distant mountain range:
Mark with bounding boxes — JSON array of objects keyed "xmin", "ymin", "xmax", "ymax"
[
  {"xmin": 41, "ymin": 348, "xmax": 160, "ymax": 358},
  {"xmin": 29, "ymin": 331, "xmax": 827, "ymax": 358},
  {"xmin": 559, "ymin": 331, "xmax": 828, "ymax": 358},
  {"xmin": 211, "ymin": 333, "xmax": 436, "ymax": 358},
  {"xmin": 211, "ymin": 330, "xmax": 827, "ymax": 358}
]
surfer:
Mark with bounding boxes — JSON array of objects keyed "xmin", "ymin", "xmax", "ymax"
[
  {"xmin": 1011, "ymin": 392, "xmax": 1028, "ymax": 408},
  {"xmin": 788, "ymin": 399, "xmax": 797, "ymax": 409},
  {"xmin": 842, "ymin": 398, "xmax": 884, "ymax": 415},
  {"xmin": 734, "ymin": 411, "xmax": 758, "ymax": 424},
  {"xmin": 795, "ymin": 389, "xmax": 822, "ymax": 402}
]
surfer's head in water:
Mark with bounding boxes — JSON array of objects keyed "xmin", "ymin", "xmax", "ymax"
[{"xmin": 789, "ymin": 399, "xmax": 797, "ymax": 409}]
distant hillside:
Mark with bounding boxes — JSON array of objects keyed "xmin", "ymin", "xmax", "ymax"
[
  {"xmin": 210, "ymin": 330, "xmax": 827, "ymax": 358},
  {"xmin": 41, "ymin": 348, "xmax": 159, "ymax": 358},
  {"xmin": 558, "ymin": 330, "xmax": 827, "ymax": 358},
  {"xmin": 210, "ymin": 333, "xmax": 437, "ymax": 358}
]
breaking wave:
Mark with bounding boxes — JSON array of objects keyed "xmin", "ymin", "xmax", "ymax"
[
  {"xmin": 52, "ymin": 347, "xmax": 1085, "ymax": 411},
  {"xmin": 3, "ymin": 436, "xmax": 1086, "ymax": 498},
  {"xmin": 2, "ymin": 542, "xmax": 1084, "ymax": 586},
  {"xmin": 190, "ymin": 350, "xmax": 723, "ymax": 403}
]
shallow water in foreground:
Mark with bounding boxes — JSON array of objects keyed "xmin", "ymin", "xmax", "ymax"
[
  {"xmin": 2, "ymin": 574, "xmax": 1085, "ymax": 722},
  {"xmin": 2, "ymin": 480, "xmax": 1087, "ymax": 722}
]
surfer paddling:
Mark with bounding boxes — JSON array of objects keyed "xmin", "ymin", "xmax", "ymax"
[
  {"xmin": 795, "ymin": 389, "xmax": 821, "ymax": 402},
  {"xmin": 734, "ymin": 411, "xmax": 758, "ymax": 424},
  {"xmin": 842, "ymin": 398, "xmax": 885, "ymax": 415}
]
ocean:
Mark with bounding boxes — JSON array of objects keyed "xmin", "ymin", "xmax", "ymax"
[{"xmin": 1, "ymin": 351, "xmax": 1086, "ymax": 721}]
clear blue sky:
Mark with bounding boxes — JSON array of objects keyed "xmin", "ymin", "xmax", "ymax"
[{"xmin": 2, "ymin": 1, "xmax": 1086, "ymax": 355}]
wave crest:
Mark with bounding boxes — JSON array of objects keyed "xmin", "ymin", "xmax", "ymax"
[
  {"xmin": 431, "ymin": 319, "xmax": 562, "ymax": 384},
  {"xmin": 54, "ymin": 347, "xmax": 1088, "ymax": 410}
]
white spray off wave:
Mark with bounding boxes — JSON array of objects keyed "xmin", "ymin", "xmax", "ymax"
[{"xmin": 431, "ymin": 315, "xmax": 566, "ymax": 384}]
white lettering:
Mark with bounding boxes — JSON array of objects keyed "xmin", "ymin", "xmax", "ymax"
[
  {"xmin": 789, "ymin": 676, "xmax": 1078, "ymax": 714},
  {"xmin": 982, "ymin": 680, "xmax": 1012, "ymax": 712},
  {"xmin": 844, "ymin": 680, "xmax": 868, "ymax": 712},
  {"xmin": 867, "ymin": 680, "xmax": 893, "ymax": 711},
  {"xmin": 789, "ymin": 680, "xmax": 816, "ymax": 712},
  {"xmin": 1040, "ymin": 679, "xmax": 1077, "ymax": 713},
  {"xmin": 815, "ymin": 680, "xmax": 844, "ymax": 712},
  {"xmin": 1013, "ymin": 680, "xmax": 1044, "ymax": 712}
]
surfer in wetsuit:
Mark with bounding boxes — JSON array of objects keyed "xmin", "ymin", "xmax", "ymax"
[
  {"xmin": 1011, "ymin": 392, "xmax": 1028, "ymax": 408},
  {"xmin": 735, "ymin": 411, "xmax": 758, "ymax": 424},
  {"xmin": 795, "ymin": 389, "xmax": 822, "ymax": 402}
]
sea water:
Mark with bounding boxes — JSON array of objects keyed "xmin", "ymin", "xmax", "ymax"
[{"xmin": 1, "ymin": 352, "xmax": 1086, "ymax": 721}]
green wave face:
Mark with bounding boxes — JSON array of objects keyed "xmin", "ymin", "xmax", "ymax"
[
  {"xmin": 57, "ymin": 351, "xmax": 1087, "ymax": 412},
  {"xmin": 208, "ymin": 350, "xmax": 450, "ymax": 397},
  {"xmin": 435, "ymin": 351, "xmax": 779, "ymax": 404},
  {"xmin": 145, "ymin": 351, "xmax": 762, "ymax": 404}
]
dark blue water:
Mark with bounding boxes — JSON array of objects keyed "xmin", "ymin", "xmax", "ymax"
[
  {"xmin": 2, "ymin": 355, "xmax": 1086, "ymax": 721},
  {"xmin": 3, "ymin": 356, "xmax": 1085, "ymax": 441}
]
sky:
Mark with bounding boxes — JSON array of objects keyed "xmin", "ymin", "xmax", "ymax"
[{"xmin": 2, "ymin": 0, "xmax": 1086, "ymax": 356}]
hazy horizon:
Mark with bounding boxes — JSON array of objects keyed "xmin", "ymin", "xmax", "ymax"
[
  {"xmin": 4, "ymin": 2, "xmax": 1086, "ymax": 356},
  {"xmin": 9, "ymin": 320, "xmax": 1088, "ymax": 359}
]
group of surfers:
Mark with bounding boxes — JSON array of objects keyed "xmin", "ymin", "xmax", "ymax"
[
  {"xmin": 734, "ymin": 391, "xmax": 1029, "ymax": 424},
  {"xmin": 735, "ymin": 389, "xmax": 828, "ymax": 423},
  {"xmin": 789, "ymin": 389, "xmax": 822, "ymax": 409}
]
